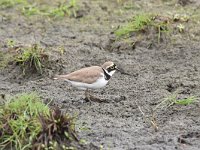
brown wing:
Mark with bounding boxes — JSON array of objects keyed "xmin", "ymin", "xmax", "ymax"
[{"xmin": 54, "ymin": 66, "xmax": 104, "ymax": 84}]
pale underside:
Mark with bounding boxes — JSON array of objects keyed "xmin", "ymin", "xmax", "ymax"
[
  {"xmin": 65, "ymin": 75, "xmax": 108, "ymax": 90},
  {"xmin": 54, "ymin": 66, "xmax": 109, "ymax": 90}
]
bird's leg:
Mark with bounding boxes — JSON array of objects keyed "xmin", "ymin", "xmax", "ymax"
[
  {"xmin": 84, "ymin": 89, "xmax": 105, "ymax": 103},
  {"xmin": 89, "ymin": 93, "xmax": 101, "ymax": 102},
  {"xmin": 84, "ymin": 89, "xmax": 104, "ymax": 103},
  {"xmin": 84, "ymin": 89, "xmax": 91, "ymax": 102}
]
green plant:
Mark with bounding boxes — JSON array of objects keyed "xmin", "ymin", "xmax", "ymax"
[
  {"xmin": 0, "ymin": 93, "xmax": 79, "ymax": 150},
  {"xmin": 48, "ymin": 0, "xmax": 78, "ymax": 18},
  {"xmin": 0, "ymin": 93, "xmax": 49, "ymax": 150},
  {"xmin": 49, "ymin": 4, "xmax": 71, "ymax": 18},
  {"xmin": 1, "ymin": 42, "xmax": 48, "ymax": 71},
  {"xmin": 22, "ymin": 5, "xmax": 41, "ymax": 16},
  {"xmin": 0, "ymin": 0, "xmax": 27, "ymax": 9},
  {"xmin": 0, "ymin": 0, "xmax": 79, "ymax": 18},
  {"xmin": 115, "ymin": 13, "xmax": 172, "ymax": 44},
  {"xmin": 115, "ymin": 14, "xmax": 153, "ymax": 37},
  {"xmin": 175, "ymin": 96, "xmax": 197, "ymax": 105},
  {"xmin": 16, "ymin": 44, "xmax": 48, "ymax": 74},
  {"xmin": 136, "ymin": 94, "xmax": 197, "ymax": 132},
  {"xmin": 6, "ymin": 39, "xmax": 16, "ymax": 48},
  {"xmin": 68, "ymin": 0, "xmax": 78, "ymax": 17},
  {"xmin": 154, "ymin": 95, "xmax": 197, "ymax": 111}
]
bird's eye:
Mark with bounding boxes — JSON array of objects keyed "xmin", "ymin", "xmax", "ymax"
[{"xmin": 110, "ymin": 66, "xmax": 115, "ymax": 69}]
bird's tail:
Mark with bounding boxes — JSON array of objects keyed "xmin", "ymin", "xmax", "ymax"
[
  {"xmin": 53, "ymin": 75, "xmax": 67, "ymax": 80},
  {"xmin": 53, "ymin": 75, "xmax": 59, "ymax": 80}
]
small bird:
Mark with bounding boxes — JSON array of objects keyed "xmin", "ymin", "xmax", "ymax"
[{"xmin": 54, "ymin": 61, "xmax": 119, "ymax": 102}]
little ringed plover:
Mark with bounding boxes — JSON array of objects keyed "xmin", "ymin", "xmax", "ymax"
[{"xmin": 54, "ymin": 61, "xmax": 119, "ymax": 102}]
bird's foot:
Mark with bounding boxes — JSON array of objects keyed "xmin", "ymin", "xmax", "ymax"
[
  {"xmin": 84, "ymin": 89, "xmax": 106, "ymax": 103},
  {"xmin": 84, "ymin": 94, "xmax": 105, "ymax": 103}
]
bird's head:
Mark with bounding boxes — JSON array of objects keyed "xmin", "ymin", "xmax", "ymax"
[{"xmin": 102, "ymin": 61, "xmax": 120, "ymax": 76}]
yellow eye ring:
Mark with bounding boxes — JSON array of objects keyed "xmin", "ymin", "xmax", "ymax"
[{"xmin": 110, "ymin": 66, "xmax": 115, "ymax": 69}]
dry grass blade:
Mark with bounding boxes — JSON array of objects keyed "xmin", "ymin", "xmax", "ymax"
[{"xmin": 135, "ymin": 101, "xmax": 158, "ymax": 132}]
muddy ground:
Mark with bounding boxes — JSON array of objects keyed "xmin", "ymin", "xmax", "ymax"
[{"xmin": 1, "ymin": 0, "xmax": 200, "ymax": 149}]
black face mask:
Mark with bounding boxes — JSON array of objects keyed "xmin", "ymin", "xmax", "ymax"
[
  {"xmin": 106, "ymin": 64, "xmax": 116, "ymax": 73},
  {"xmin": 102, "ymin": 68, "xmax": 111, "ymax": 80}
]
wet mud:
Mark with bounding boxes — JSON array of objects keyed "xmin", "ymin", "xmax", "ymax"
[{"xmin": 0, "ymin": 0, "xmax": 200, "ymax": 149}]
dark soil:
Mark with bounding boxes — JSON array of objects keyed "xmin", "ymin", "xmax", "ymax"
[{"xmin": 1, "ymin": 0, "xmax": 200, "ymax": 149}]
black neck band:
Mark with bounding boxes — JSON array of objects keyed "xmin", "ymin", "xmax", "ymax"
[{"xmin": 102, "ymin": 68, "xmax": 111, "ymax": 80}]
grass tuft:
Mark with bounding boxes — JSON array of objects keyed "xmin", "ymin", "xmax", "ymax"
[
  {"xmin": 136, "ymin": 94, "xmax": 198, "ymax": 132},
  {"xmin": 115, "ymin": 14, "xmax": 153, "ymax": 37},
  {"xmin": 0, "ymin": 0, "xmax": 27, "ymax": 9},
  {"xmin": 0, "ymin": 93, "xmax": 79, "ymax": 150},
  {"xmin": 175, "ymin": 96, "xmax": 197, "ymax": 105},
  {"xmin": 1, "ymin": 41, "xmax": 49, "ymax": 74},
  {"xmin": 15, "ymin": 44, "xmax": 48, "ymax": 75},
  {"xmin": 0, "ymin": 0, "xmax": 79, "ymax": 18},
  {"xmin": 49, "ymin": 4, "xmax": 71, "ymax": 18},
  {"xmin": 154, "ymin": 94, "xmax": 197, "ymax": 111},
  {"xmin": 0, "ymin": 93, "xmax": 49, "ymax": 150},
  {"xmin": 48, "ymin": 0, "xmax": 78, "ymax": 18},
  {"xmin": 114, "ymin": 13, "xmax": 185, "ymax": 44},
  {"xmin": 22, "ymin": 5, "xmax": 41, "ymax": 16}
]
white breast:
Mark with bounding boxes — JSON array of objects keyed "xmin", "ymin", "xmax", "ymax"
[{"xmin": 65, "ymin": 74, "xmax": 108, "ymax": 90}]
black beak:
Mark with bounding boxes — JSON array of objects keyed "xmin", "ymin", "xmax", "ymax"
[
  {"xmin": 117, "ymin": 67, "xmax": 131, "ymax": 75},
  {"xmin": 115, "ymin": 67, "xmax": 120, "ymax": 71}
]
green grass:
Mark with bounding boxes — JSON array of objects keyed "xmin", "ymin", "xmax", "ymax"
[
  {"xmin": 114, "ymin": 11, "xmax": 196, "ymax": 45},
  {"xmin": 2, "ymin": 41, "xmax": 52, "ymax": 75},
  {"xmin": 15, "ymin": 44, "xmax": 48, "ymax": 74},
  {"xmin": 175, "ymin": 96, "xmax": 197, "ymax": 105},
  {"xmin": 0, "ymin": 0, "xmax": 27, "ymax": 9},
  {"xmin": 3, "ymin": 93, "xmax": 49, "ymax": 116},
  {"xmin": 0, "ymin": 93, "xmax": 79, "ymax": 150},
  {"xmin": 0, "ymin": 93, "xmax": 49, "ymax": 149},
  {"xmin": 1, "ymin": 41, "xmax": 48, "ymax": 73},
  {"xmin": 154, "ymin": 94, "xmax": 197, "ymax": 111},
  {"xmin": 48, "ymin": 0, "xmax": 78, "ymax": 18},
  {"xmin": 6, "ymin": 39, "xmax": 16, "ymax": 48},
  {"xmin": 0, "ymin": 0, "xmax": 79, "ymax": 18},
  {"xmin": 48, "ymin": 4, "xmax": 71, "ymax": 18},
  {"xmin": 115, "ymin": 14, "xmax": 153, "ymax": 37},
  {"xmin": 22, "ymin": 5, "xmax": 41, "ymax": 16},
  {"xmin": 137, "ymin": 94, "xmax": 198, "ymax": 131},
  {"xmin": 115, "ymin": 13, "xmax": 172, "ymax": 44}
]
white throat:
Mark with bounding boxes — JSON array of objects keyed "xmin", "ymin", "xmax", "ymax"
[{"xmin": 105, "ymin": 69, "xmax": 116, "ymax": 76}]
